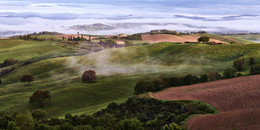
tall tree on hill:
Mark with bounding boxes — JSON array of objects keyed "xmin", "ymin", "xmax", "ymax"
[{"xmin": 197, "ymin": 36, "xmax": 210, "ymax": 43}]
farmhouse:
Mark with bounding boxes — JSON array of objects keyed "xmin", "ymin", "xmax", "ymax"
[
  {"xmin": 114, "ymin": 40, "xmax": 125, "ymax": 46},
  {"xmin": 118, "ymin": 33, "xmax": 127, "ymax": 38}
]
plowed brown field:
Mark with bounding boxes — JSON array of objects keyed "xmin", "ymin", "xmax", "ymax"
[
  {"xmin": 152, "ymin": 75, "xmax": 260, "ymax": 130},
  {"xmin": 142, "ymin": 34, "xmax": 224, "ymax": 43}
]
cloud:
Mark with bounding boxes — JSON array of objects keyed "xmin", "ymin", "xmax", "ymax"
[{"xmin": 0, "ymin": 0, "xmax": 260, "ymax": 35}]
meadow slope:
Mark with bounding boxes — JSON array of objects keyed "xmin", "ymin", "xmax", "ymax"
[
  {"xmin": 1, "ymin": 39, "xmax": 260, "ymax": 118},
  {"xmin": 152, "ymin": 75, "xmax": 260, "ymax": 130}
]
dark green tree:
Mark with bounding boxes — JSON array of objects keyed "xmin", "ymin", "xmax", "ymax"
[
  {"xmin": 249, "ymin": 57, "xmax": 255, "ymax": 66},
  {"xmin": 115, "ymin": 119, "xmax": 144, "ymax": 130},
  {"xmin": 233, "ymin": 58, "xmax": 245, "ymax": 71},
  {"xmin": 197, "ymin": 36, "xmax": 210, "ymax": 43},
  {"xmin": 200, "ymin": 74, "xmax": 208, "ymax": 82},
  {"xmin": 15, "ymin": 112, "xmax": 34, "ymax": 130},
  {"xmin": 21, "ymin": 74, "xmax": 34, "ymax": 85},
  {"xmin": 29, "ymin": 90, "xmax": 51, "ymax": 107},
  {"xmin": 32, "ymin": 110, "xmax": 47, "ymax": 122},
  {"xmin": 250, "ymin": 65, "xmax": 260, "ymax": 75},
  {"xmin": 223, "ymin": 68, "xmax": 236, "ymax": 79},
  {"xmin": 183, "ymin": 75, "xmax": 200, "ymax": 85}
]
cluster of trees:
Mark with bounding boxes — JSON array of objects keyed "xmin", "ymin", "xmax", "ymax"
[
  {"xmin": 233, "ymin": 57, "xmax": 256, "ymax": 71},
  {"xmin": 36, "ymin": 31, "xmax": 63, "ymax": 35},
  {"xmin": 0, "ymin": 58, "xmax": 18, "ymax": 77},
  {"xmin": 68, "ymin": 35, "xmax": 86, "ymax": 42},
  {"xmin": 125, "ymin": 34, "xmax": 142, "ymax": 40},
  {"xmin": 18, "ymin": 34, "xmax": 46, "ymax": 41},
  {"xmin": 150, "ymin": 30, "xmax": 180, "ymax": 35},
  {"xmin": 134, "ymin": 68, "xmax": 244, "ymax": 94},
  {"xmin": 19, "ymin": 34, "xmax": 32, "ymax": 40},
  {"xmin": 0, "ymin": 97, "xmax": 216, "ymax": 130}
]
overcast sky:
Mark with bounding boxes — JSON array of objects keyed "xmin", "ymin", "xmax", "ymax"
[{"xmin": 0, "ymin": 0, "xmax": 260, "ymax": 34}]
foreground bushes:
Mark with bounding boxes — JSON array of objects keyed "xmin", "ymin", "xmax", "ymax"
[
  {"xmin": 250, "ymin": 65, "xmax": 260, "ymax": 75},
  {"xmin": 0, "ymin": 97, "xmax": 215, "ymax": 130}
]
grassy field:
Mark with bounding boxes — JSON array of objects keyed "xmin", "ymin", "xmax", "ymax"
[
  {"xmin": 1, "ymin": 37, "xmax": 260, "ymax": 118},
  {"xmin": 0, "ymin": 39, "xmax": 75, "ymax": 62},
  {"xmin": 225, "ymin": 34, "xmax": 260, "ymax": 43}
]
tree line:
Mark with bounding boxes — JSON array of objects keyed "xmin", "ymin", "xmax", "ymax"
[{"xmin": 0, "ymin": 97, "xmax": 216, "ymax": 130}]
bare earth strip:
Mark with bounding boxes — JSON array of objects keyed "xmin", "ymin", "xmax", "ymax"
[
  {"xmin": 142, "ymin": 34, "xmax": 224, "ymax": 43},
  {"xmin": 152, "ymin": 75, "xmax": 260, "ymax": 130}
]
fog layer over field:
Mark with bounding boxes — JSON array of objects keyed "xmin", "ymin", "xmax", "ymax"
[{"xmin": 65, "ymin": 47, "xmax": 207, "ymax": 76}]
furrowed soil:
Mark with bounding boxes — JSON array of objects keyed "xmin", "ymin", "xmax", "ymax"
[{"xmin": 152, "ymin": 75, "xmax": 260, "ymax": 130}]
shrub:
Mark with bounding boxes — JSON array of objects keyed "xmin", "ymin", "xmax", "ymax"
[
  {"xmin": 15, "ymin": 112, "xmax": 34, "ymax": 130},
  {"xmin": 208, "ymin": 71, "xmax": 221, "ymax": 81},
  {"xmin": 2, "ymin": 58, "xmax": 18, "ymax": 67},
  {"xmin": 236, "ymin": 73, "xmax": 243, "ymax": 77},
  {"xmin": 29, "ymin": 90, "xmax": 51, "ymax": 107},
  {"xmin": 233, "ymin": 58, "xmax": 245, "ymax": 71},
  {"xmin": 82, "ymin": 70, "xmax": 96, "ymax": 83},
  {"xmin": 115, "ymin": 119, "xmax": 144, "ymax": 130},
  {"xmin": 250, "ymin": 65, "xmax": 260, "ymax": 75},
  {"xmin": 223, "ymin": 68, "xmax": 236, "ymax": 79},
  {"xmin": 183, "ymin": 75, "xmax": 200, "ymax": 85},
  {"xmin": 0, "ymin": 79, "xmax": 2, "ymax": 84},
  {"xmin": 170, "ymin": 77, "xmax": 183, "ymax": 86},
  {"xmin": 161, "ymin": 122, "xmax": 184, "ymax": 130},
  {"xmin": 32, "ymin": 110, "xmax": 46, "ymax": 122},
  {"xmin": 134, "ymin": 80, "xmax": 161, "ymax": 94},
  {"xmin": 200, "ymin": 74, "xmax": 208, "ymax": 82}
]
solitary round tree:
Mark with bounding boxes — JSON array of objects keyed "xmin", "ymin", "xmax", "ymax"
[
  {"xmin": 29, "ymin": 90, "xmax": 51, "ymax": 107},
  {"xmin": 82, "ymin": 70, "xmax": 96, "ymax": 83},
  {"xmin": 197, "ymin": 36, "xmax": 210, "ymax": 43},
  {"xmin": 21, "ymin": 74, "xmax": 34, "ymax": 85}
]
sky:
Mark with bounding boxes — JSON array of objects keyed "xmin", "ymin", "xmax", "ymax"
[{"xmin": 0, "ymin": 0, "xmax": 260, "ymax": 35}]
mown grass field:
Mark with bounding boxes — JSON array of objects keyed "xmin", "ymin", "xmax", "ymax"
[{"xmin": 1, "ymin": 37, "xmax": 260, "ymax": 118}]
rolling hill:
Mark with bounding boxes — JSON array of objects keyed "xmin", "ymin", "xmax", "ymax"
[
  {"xmin": 152, "ymin": 75, "xmax": 260, "ymax": 129},
  {"xmin": 1, "ymin": 35, "xmax": 260, "ymax": 119}
]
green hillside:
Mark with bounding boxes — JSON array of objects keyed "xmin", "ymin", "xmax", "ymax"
[{"xmin": 1, "ymin": 38, "xmax": 260, "ymax": 118}]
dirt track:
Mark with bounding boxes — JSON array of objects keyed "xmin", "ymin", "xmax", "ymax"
[
  {"xmin": 152, "ymin": 75, "xmax": 260, "ymax": 130},
  {"xmin": 142, "ymin": 34, "xmax": 224, "ymax": 43}
]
